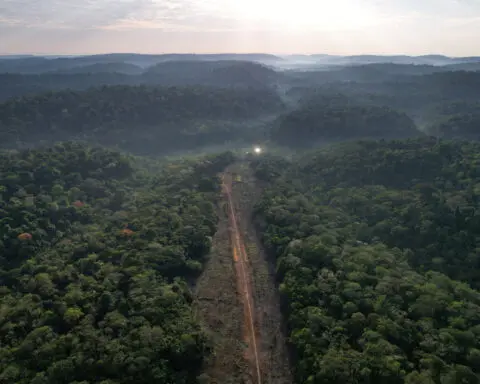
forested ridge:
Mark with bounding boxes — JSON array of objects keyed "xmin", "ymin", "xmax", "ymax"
[
  {"xmin": 0, "ymin": 61, "xmax": 280, "ymax": 102},
  {"xmin": 0, "ymin": 73, "xmax": 138, "ymax": 101},
  {"xmin": 425, "ymin": 102, "xmax": 480, "ymax": 139},
  {"xmin": 271, "ymin": 95, "xmax": 421, "ymax": 147},
  {"xmin": 287, "ymin": 71, "xmax": 480, "ymax": 133},
  {"xmin": 0, "ymin": 54, "xmax": 281, "ymax": 75},
  {"xmin": 0, "ymin": 85, "xmax": 283, "ymax": 153},
  {"xmin": 0, "ymin": 142, "xmax": 235, "ymax": 383},
  {"xmin": 252, "ymin": 138, "xmax": 480, "ymax": 383},
  {"xmin": 3, "ymin": 60, "xmax": 480, "ymax": 145}
]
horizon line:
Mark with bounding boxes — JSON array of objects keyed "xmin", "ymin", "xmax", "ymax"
[{"xmin": 1, "ymin": 52, "xmax": 479, "ymax": 59}]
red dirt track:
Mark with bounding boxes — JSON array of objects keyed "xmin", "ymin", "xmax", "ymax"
[
  {"xmin": 222, "ymin": 172, "xmax": 262, "ymax": 384},
  {"xmin": 195, "ymin": 164, "xmax": 291, "ymax": 384}
]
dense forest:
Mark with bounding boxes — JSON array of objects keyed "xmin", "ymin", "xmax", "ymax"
[
  {"xmin": 2, "ymin": 55, "xmax": 480, "ymax": 144},
  {"xmin": 0, "ymin": 73, "xmax": 137, "ymax": 101},
  {"xmin": 287, "ymin": 71, "xmax": 480, "ymax": 127},
  {"xmin": 271, "ymin": 95, "xmax": 421, "ymax": 146},
  {"xmin": 3, "ymin": 52, "xmax": 480, "ymax": 383},
  {"xmin": 425, "ymin": 102, "xmax": 480, "ymax": 139},
  {"xmin": 0, "ymin": 61, "xmax": 280, "ymax": 102},
  {"xmin": 0, "ymin": 86, "xmax": 283, "ymax": 153},
  {"xmin": 1, "ymin": 53, "xmax": 478, "ymax": 75},
  {"xmin": 284, "ymin": 71, "xmax": 480, "ymax": 145},
  {"xmin": 0, "ymin": 54, "xmax": 282, "ymax": 74},
  {"xmin": 359, "ymin": 72, "xmax": 480, "ymax": 117},
  {"xmin": 54, "ymin": 63, "xmax": 144, "ymax": 75},
  {"xmin": 251, "ymin": 138, "xmax": 480, "ymax": 383},
  {"xmin": 0, "ymin": 142, "xmax": 235, "ymax": 383},
  {"xmin": 143, "ymin": 60, "xmax": 280, "ymax": 88}
]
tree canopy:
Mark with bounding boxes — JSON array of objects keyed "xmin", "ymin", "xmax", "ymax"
[
  {"xmin": 270, "ymin": 96, "xmax": 421, "ymax": 147},
  {"xmin": 252, "ymin": 138, "xmax": 480, "ymax": 383},
  {"xmin": 0, "ymin": 85, "xmax": 283, "ymax": 154},
  {"xmin": 0, "ymin": 142, "xmax": 235, "ymax": 383}
]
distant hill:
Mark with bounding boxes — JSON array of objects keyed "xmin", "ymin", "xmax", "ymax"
[
  {"xmin": 285, "ymin": 64, "xmax": 442, "ymax": 87},
  {"xmin": 3, "ymin": 53, "xmax": 479, "ymax": 74},
  {"xmin": 54, "ymin": 62, "xmax": 144, "ymax": 75},
  {"xmin": 81, "ymin": 53, "xmax": 283, "ymax": 65},
  {"xmin": 0, "ymin": 85, "xmax": 284, "ymax": 154},
  {"xmin": 424, "ymin": 102, "xmax": 480, "ymax": 139},
  {"xmin": 286, "ymin": 70, "xmax": 480, "ymax": 122},
  {"xmin": 428, "ymin": 113, "xmax": 480, "ymax": 139},
  {"xmin": 0, "ymin": 53, "xmax": 283, "ymax": 74},
  {"xmin": 0, "ymin": 73, "xmax": 137, "ymax": 101},
  {"xmin": 270, "ymin": 96, "xmax": 422, "ymax": 147},
  {"xmin": 0, "ymin": 60, "xmax": 282, "ymax": 101},
  {"xmin": 443, "ymin": 62, "xmax": 480, "ymax": 72},
  {"xmin": 2, "ymin": 54, "xmax": 480, "ymax": 141},
  {"xmin": 277, "ymin": 54, "xmax": 480, "ymax": 69},
  {"xmin": 144, "ymin": 60, "xmax": 280, "ymax": 87},
  {"xmin": 0, "ymin": 54, "xmax": 35, "ymax": 59},
  {"xmin": 284, "ymin": 62, "xmax": 480, "ymax": 92}
]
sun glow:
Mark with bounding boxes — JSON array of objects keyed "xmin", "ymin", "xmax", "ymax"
[{"xmin": 225, "ymin": 0, "xmax": 378, "ymax": 30}]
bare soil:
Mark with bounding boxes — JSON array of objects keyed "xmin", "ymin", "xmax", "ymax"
[{"xmin": 194, "ymin": 161, "xmax": 292, "ymax": 384}]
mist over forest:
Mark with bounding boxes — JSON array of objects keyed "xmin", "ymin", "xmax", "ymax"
[{"xmin": 2, "ymin": 53, "xmax": 480, "ymax": 154}]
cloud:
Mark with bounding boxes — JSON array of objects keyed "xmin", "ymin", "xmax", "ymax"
[
  {"xmin": 0, "ymin": 0, "xmax": 175, "ymax": 29},
  {"xmin": 2, "ymin": 0, "xmax": 480, "ymax": 32},
  {"xmin": 0, "ymin": 0, "xmax": 261, "ymax": 33},
  {"xmin": 1, "ymin": 0, "xmax": 480, "ymax": 55},
  {"xmin": 371, "ymin": 0, "xmax": 480, "ymax": 17}
]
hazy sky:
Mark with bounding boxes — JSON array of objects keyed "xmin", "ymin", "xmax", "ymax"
[{"xmin": 1, "ymin": 0, "xmax": 479, "ymax": 55}]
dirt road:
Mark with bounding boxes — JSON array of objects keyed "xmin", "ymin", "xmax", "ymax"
[
  {"xmin": 194, "ymin": 162, "xmax": 292, "ymax": 384},
  {"xmin": 222, "ymin": 171, "xmax": 262, "ymax": 384}
]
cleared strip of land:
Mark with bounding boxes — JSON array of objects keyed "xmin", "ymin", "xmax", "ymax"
[
  {"xmin": 223, "ymin": 172, "xmax": 262, "ymax": 384},
  {"xmin": 195, "ymin": 163, "xmax": 292, "ymax": 384}
]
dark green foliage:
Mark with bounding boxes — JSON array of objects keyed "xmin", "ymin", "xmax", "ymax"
[
  {"xmin": 252, "ymin": 138, "xmax": 480, "ymax": 383},
  {"xmin": 4, "ymin": 60, "xmax": 480, "ymax": 145},
  {"xmin": 271, "ymin": 96, "xmax": 421, "ymax": 147},
  {"xmin": 0, "ymin": 60, "xmax": 280, "ymax": 102},
  {"xmin": 432, "ymin": 113, "xmax": 480, "ymax": 139},
  {"xmin": 144, "ymin": 60, "xmax": 280, "ymax": 88},
  {"xmin": 0, "ymin": 72, "xmax": 137, "ymax": 101},
  {"xmin": 287, "ymin": 71, "xmax": 480, "ymax": 132},
  {"xmin": 0, "ymin": 54, "xmax": 281, "ymax": 75},
  {"xmin": 0, "ymin": 142, "xmax": 234, "ymax": 383},
  {"xmin": 55, "ymin": 62, "xmax": 144, "ymax": 75},
  {"xmin": 426, "ymin": 107, "xmax": 480, "ymax": 139},
  {"xmin": 0, "ymin": 85, "xmax": 283, "ymax": 153}
]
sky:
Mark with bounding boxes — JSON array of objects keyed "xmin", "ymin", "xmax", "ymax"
[{"xmin": 0, "ymin": 0, "xmax": 479, "ymax": 56}]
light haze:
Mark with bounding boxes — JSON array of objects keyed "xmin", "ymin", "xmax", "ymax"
[{"xmin": 1, "ymin": 0, "xmax": 479, "ymax": 55}]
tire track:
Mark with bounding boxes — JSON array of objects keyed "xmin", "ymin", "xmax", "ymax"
[
  {"xmin": 222, "ymin": 173, "xmax": 262, "ymax": 384},
  {"xmin": 227, "ymin": 162, "xmax": 293, "ymax": 384}
]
